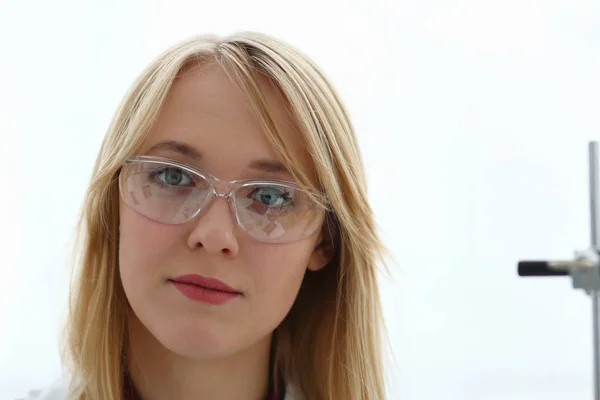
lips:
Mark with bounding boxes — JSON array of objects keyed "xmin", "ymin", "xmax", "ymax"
[
  {"xmin": 169, "ymin": 274, "xmax": 240, "ymax": 293},
  {"xmin": 169, "ymin": 274, "xmax": 241, "ymax": 305}
]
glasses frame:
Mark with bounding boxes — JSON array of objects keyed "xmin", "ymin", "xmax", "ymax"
[{"xmin": 118, "ymin": 155, "xmax": 329, "ymax": 243}]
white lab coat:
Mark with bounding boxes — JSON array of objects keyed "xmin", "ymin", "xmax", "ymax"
[{"xmin": 16, "ymin": 376, "xmax": 302, "ymax": 400}]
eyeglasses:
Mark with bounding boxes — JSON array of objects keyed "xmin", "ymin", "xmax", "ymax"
[{"xmin": 118, "ymin": 155, "xmax": 327, "ymax": 244}]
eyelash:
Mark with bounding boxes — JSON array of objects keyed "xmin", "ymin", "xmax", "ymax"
[
  {"xmin": 149, "ymin": 168, "xmax": 196, "ymax": 191},
  {"xmin": 149, "ymin": 166, "xmax": 295, "ymax": 205},
  {"xmin": 247, "ymin": 187, "xmax": 293, "ymax": 204}
]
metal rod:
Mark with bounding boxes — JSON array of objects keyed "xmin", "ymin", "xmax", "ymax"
[
  {"xmin": 590, "ymin": 142, "xmax": 599, "ymax": 249},
  {"xmin": 594, "ymin": 292, "xmax": 600, "ymax": 400},
  {"xmin": 589, "ymin": 141, "xmax": 600, "ymax": 400}
]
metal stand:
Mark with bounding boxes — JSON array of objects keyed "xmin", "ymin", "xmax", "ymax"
[{"xmin": 518, "ymin": 141, "xmax": 600, "ymax": 399}]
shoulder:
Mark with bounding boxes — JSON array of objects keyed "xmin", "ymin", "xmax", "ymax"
[
  {"xmin": 15, "ymin": 377, "xmax": 72, "ymax": 400},
  {"xmin": 283, "ymin": 382, "xmax": 305, "ymax": 400},
  {"xmin": 17, "ymin": 377, "xmax": 301, "ymax": 400}
]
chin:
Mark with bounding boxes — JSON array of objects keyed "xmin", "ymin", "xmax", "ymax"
[{"xmin": 155, "ymin": 323, "xmax": 244, "ymax": 360}]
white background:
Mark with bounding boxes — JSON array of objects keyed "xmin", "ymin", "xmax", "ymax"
[{"xmin": 1, "ymin": 0, "xmax": 599, "ymax": 399}]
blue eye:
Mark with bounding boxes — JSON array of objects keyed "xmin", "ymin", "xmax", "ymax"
[
  {"xmin": 151, "ymin": 167, "xmax": 194, "ymax": 187},
  {"xmin": 249, "ymin": 186, "xmax": 294, "ymax": 207}
]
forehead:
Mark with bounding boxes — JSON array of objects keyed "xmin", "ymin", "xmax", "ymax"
[{"xmin": 141, "ymin": 62, "xmax": 315, "ymax": 182}]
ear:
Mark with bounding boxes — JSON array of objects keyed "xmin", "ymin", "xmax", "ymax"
[{"xmin": 307, "ymin": 214, "xmax": 339, "ymax": 272}]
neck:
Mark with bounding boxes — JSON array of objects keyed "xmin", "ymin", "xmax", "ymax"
[{"xmin": 125, "ymin": 315, "xmax": 273, "ymax": 400}]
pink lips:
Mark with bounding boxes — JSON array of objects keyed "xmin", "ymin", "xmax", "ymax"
[{"xmin": 170, "ymin": 274, "xmax": 241, "ymax": 305}]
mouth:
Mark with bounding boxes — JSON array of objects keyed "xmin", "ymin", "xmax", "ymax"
[
  {"xmin": 168, "ymin": 279, "xmax": 239, "ymax": 293},
  {"xmin": 168, "ymin": 275, "xmax": 241, "ymax": 305},
  {"xmin": 169, "ymin": 274, "xmax": 240, "ymax": 293}
]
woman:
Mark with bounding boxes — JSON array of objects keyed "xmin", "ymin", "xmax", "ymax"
[{"xmin": 21, "ymin": 31, "xmax": 389, "ymax": 400}]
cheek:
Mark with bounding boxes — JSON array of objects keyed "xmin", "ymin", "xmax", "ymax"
[
  {"xmin": 118, "ymin": 203, "xmax": 180, "ymax": 290},
  {"xmin": 243, "ymin": 239, "xmax": 316, "ymax": 324}
]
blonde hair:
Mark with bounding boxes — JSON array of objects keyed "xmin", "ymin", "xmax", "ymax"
[{"xmin": 62, "ymin": 31, "xmax": 390, "ymax": 400}]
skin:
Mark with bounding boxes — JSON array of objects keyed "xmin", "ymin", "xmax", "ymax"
[{"xmin": 118, "ymin": 62, "xmax": 333, "ymax": 400}]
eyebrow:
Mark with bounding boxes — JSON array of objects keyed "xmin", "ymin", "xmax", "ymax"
[
  {"xmin": 248, "ymin": 159, "xmax": 289, "ymax": 175},
  {"xmin": 145, "ymin": 140, "xmax": 291, "ymax": 176},
  {"xmin": 146, "ymin": 140, "xmax": 203, "ymax": 161}
]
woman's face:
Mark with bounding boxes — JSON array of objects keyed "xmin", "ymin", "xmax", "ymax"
[{"xmin": 118, "ymin": 62, "xmax": 332, "ymax": 360}]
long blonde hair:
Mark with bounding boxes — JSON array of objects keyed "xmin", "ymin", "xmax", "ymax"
[{"xmin": 63, "ymin": 31, "xmax": 389, "ymax": 400}]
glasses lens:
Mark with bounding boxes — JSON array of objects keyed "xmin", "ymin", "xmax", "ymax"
[
  {"xmin": 120, "ymin": 160, "xmax": 209, "ymax": 224},
  {"xmin": 234, "ymin": 183, "xmax": 323, "ymax": 243}
]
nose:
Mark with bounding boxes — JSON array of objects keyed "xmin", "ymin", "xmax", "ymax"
[{"xmin": 186, "ymin": 195, "xmax": 240, "ymax": 258}]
